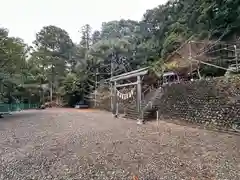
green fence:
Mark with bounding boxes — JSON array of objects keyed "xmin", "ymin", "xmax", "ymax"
[{"xmin": 0, "ymin": 103, "xmax": 39, "ymax": 114}]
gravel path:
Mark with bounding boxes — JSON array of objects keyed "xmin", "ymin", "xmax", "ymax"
[{"xmin": 0, "ymin": 108, "xmax": 239, "ymax": 180}]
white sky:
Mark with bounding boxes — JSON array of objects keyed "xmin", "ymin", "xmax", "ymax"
[{"xmin": 0, "ymin": 0, "xmax": 167, "ymax": 45}]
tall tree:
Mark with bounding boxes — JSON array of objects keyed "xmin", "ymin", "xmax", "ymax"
[
  {"xmin": 33, "ymin": 25, "xmax": 74, "ymax": 102},
  {"xmin": 0, "ymin": 27, "xmax": 32, "ymax": 103},
  {"xmin": 80, "ymin": 24, "xmax": 91, "ymax": 49}
]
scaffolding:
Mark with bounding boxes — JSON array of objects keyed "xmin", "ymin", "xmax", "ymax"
[{"xmin": 188, "ymin": 40, "xmax": 240, "ymax": 77}]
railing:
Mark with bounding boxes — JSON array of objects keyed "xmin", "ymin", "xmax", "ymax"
[
  {"xmin": 142, "ymin": 85, "xmax": 155, "ymax": 100},
  {"xmin": 0, "ymin": 103, "xmax": 39, "ymax": 114},
  {"xmin": 141, "ymin": 87, "xmax": 163, "ymax": 119}
]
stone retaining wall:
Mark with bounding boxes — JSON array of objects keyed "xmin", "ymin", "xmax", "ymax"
[
  {"xmin": 157, "ymin": 76, "xmax": 240, "ymax": 131},
  {"xmin": 92, "ymin": 85, "xmax": 112, "ymax": 111}
]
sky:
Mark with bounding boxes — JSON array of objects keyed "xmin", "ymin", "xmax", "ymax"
[{"xmin": 0, "ymin": 0, "xmax": 167, "ymax": 45}]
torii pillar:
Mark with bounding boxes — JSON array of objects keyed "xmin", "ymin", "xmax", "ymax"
[
  {"xmin": 136, "ymin": 75, "xmax": 143, "ymax": 124},
  {"xmin": 112, "ymin": 81, "xmax": 118, "ymax": 117}
]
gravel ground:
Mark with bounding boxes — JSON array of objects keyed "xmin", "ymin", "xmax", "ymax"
[{"xmin": 0, "ymin": 108, "xmax": 239, "ymax": 180}]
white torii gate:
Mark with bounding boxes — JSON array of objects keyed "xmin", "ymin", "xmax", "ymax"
[{"xmin": 110, "ymin": 67, "xmax": 149, "ymax": 124}]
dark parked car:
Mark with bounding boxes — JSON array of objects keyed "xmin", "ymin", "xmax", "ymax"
[{"xmin": 75, "ymin": 101, "xmax": 88, "ymax": 109}]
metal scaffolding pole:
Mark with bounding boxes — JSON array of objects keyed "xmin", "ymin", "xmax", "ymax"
[
  {"xmin": 110, "ymin": 54, "xmax": 114, "ymax": 111},
  {"xmin": 191, "ymin": 59, "xmax": 234, "ymax": 71},
  {"xmin": 189, "ymin": 41, "xmax": 193, "ymax": 80},
  {"xmin": 234, "ymin": 45, "xmax": 239, "ymax": 72}
]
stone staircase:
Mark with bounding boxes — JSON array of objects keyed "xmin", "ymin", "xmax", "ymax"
[
  {"xmin": 124, "ymin": 87, "xmax": 164, "ymax": 121},
  {"xmin": 92, "ymin": 81, "xmax": 165, "ymax": 122},
  {"xmin": 124, "ymin": 102, "xmax": 152, "ymax": 120}
]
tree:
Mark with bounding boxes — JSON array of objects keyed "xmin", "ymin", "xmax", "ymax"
[
  {"xmin": 80, "ymin": 24, "xmax": 91, "ymax": 49},
  {"xmin": 0, "ymin": 27, "xmax": 34, "ymax": 103},
  {"xmin": 2, "ymin": 0, "xmax": 240, "ymax": 107},
  {"xmin": 92, "ymin": 30, "xmax": 101, "ymax": 44},
  {"xmin": 33, "ymin": 25, "xmax": 74, "ymax": 102},
  {"xmin": 0, "ymin": 31, "xmax": 28, "ymax": 76}
]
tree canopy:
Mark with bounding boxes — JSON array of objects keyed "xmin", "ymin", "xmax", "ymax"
[{"xmin": 1, "ymin": 0, "xmax": 240, "ymax": 106}]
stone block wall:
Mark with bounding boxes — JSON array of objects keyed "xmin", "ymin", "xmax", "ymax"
[{"xmin": 157, "ymin": 75, "xmax": 240, "ymax": 131}]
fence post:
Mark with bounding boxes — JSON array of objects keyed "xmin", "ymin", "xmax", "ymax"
[
  {"xmin": 8, "ymin": 104, "xmax": 11, "ymax": 115},
  {"xmin": 115, "ymin": 103, "xmax": 119, "ymax": 118},
  {"xmin": 156, "ymin": 111, "xmax": 159, "ymax": 131}
]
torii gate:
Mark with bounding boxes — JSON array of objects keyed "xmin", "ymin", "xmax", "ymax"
[{"xmin": 109, "ymin": 67, "xmax": 149, "ymax": 124}]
